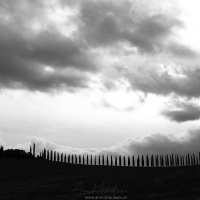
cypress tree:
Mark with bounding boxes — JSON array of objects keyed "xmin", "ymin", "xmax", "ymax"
[
  {"xmin": 111, "ymin": 155, "xmax": 113, "ymax": 166},
  {"xmin": 82, "ymin": 155, "xmax": 85, "ymax": 165},
  {"xmin": 115, "ymin": 156, "xmax": 117, "ymax": 166},
  {"xmin": 119, "ymin": 155, "xmax": 121, "ymax": 166},
  {"xmin": 186, "ymin": 155, "xmax": 188, "ymax": 166},
  {"xmin": 151, "ymin": 155, "xmax": 154, "ymax": 167},
  {"xmin": 86, "ymin": 155, "xmax": 88, "ymax": 165},
  {"xmin": 171, "ymin": 154, "xmax": 174, "ymax": 167},
  {"xmin": 71, "ymin": 154, "xmax": 73, "ymax": 164},
  {"xmin": 91, "ymin": 154, "xmax": 93, "ymax": 165},
  {"xmin": 193, "ymin": 154, "xmax": 196, "ymax": 166},
  {"xmin": 61, "ymin": 153, "xmax": 63, "ymax": 162},
  {"xmin": 107, "ymin": 155, "xmax": 109, "ymax": 166},
  {"xmin": 128, "ymin": 156, "xmax": 130, "ymax": 167},
  {"xmin": 182, "ymin": 155, "xmax": 185, "ymax": 166},
  {"xmin": 94, "ymin": 155, "xmax": 96, "ymax": 165},
  {"xmin": 79, "ymin": 155, "xmax": 81, "ymax": 164},
  {"xmin": 188, "ymin": 153, "xmax": 190, "ymax": 166},
  {"xmin": 146, "ymin": 155, "xmax": 149, "ymax": 167},
  {"xmin": 68, "ymin": 154, "xmax": 70, "ymax": 163},
  {"xmin": 33, "ymin": 143, "xmax": 35, "ymax": 158},
  {"xmin": 50, "ymin": 151, "xmax": 53, "ymax": 161},
  {"xmin": 137, "ymin": 155, "xmax": 140, "ymax": 167},
  {"xmin": 156, "ymin": 155, "xmax": 159, "ymax": 167},
  {"xmin": 124, "ymin": 155, "xmax": 126, "ymax": 166},
  {"xmin": 43, "ymin": 148, "xmax": 46, "ymax": 160},
  {"xmin": 57, "ymin": 152, "xmax": 60, "ymax": 162},
  {"xmin": 166, "ymin": 155, "xmax": 169, "ymax": 167},
  {"xmin": 161, "ymin": 155, "xmax": 164, "ymax": 167},
  {"xmin": 102, "ymin": 155, "xmax": 104, "ymax": 166},
  {"xmin": 64, "ymin": 154, "xmax": 67, "ymax": 163},
  {"xmin": 141, "ymin": 155, "xmax": 144, "ymax": 167},
  {"xmin": 99, "ymin": 155, "xmax": 101, "ymax": 165},
  {"xmin": 132, "ymin": 155, "xmax": 135, "ymax": 167},
  {"xmin": 54, "ymin": 151, "xmax": 56, "ymax": 162},
  {"xmin": 47, "ymin": 149, "xmax": 49, "ymax": 160},
  {"xmin": 30, "ymin": 145, "xmax": 32, "ymax": 157}
]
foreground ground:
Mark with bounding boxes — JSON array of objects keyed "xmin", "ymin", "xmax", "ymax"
[{"xmin": 0, "ymin": 157, "xmax": 200, "ymax": 200}]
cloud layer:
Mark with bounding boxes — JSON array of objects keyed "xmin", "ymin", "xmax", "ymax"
[
  {"xmin": 162, "ymin": 102, "xmax": 200, "ymax": 123},
  {"xmin": 0, "ymin": 0, "xmax": 198, "ymax": 97},
  {"xmin": 5, "ymin": 128, "xmax": 200, "ymax": 157}
]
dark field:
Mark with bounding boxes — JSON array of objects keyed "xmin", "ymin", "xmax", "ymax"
[{"xmin": 1, "ymin": 157, "xmax": 200, "ymax": 200}]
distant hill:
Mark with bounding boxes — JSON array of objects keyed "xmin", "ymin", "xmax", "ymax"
[{"xmin": 0, "ymin": 157, "xmax": 200, "ymax": 199}]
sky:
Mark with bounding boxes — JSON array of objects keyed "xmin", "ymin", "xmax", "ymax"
[{"xmin": 1, "ymin": 0, "xmax": 200, "ymax": 156}]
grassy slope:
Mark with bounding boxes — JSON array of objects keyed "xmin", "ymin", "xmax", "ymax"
[{"xmin": 0, "ymin": 157, "xmax": 200, "ymax": 200}]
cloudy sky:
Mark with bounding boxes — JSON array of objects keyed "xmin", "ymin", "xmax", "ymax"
[{"xmin": 1, "ymin": 0, "xmax": 200, "ymax": 156}]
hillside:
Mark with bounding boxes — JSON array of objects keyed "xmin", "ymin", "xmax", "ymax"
[{"xmin": 0, "ymin": 157, "xmax": 200, "ymax": 199}]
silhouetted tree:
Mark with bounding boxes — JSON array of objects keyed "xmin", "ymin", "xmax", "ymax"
[
  {"xmin": 137, "ymin": 155, "xmax": 140, "ymax": 167},
  {"xmin": 30, "ymin": 145, "xmax": 32, "ymax": 157},
  {"xmin": 0, "ymin": 146, "xmax": 3, "ymax": 156},
  {"xmin": 187, "ymin": 153, "xmax": 190, "ymax": 166},
  {"xmin": 141, "ymin": 155, "xmax": 144, "ymax": 167},
  {"xmin": 119, "ymin": 155, "xmax": 121, "ymax": 166},
  {"xmin": 190, "ymin": 155, "xmax": 193, "ymax": 166},
  {"xmin": 54, "ymin": 151, "xmax": 56, "ymax": 162},
  {"xmin": 86, "ymin": 155, "xmax": 89, "ymax": 165},
  {"xmin": 155, "ymin": 155, "xmax": 159, "ymax": 167},
  {"xmin": 43, "ymin": 148, "xmax": 46, "ymax": 160},
  {"xmin": 99, "ymin": 155, "xmax": 101, "ymax": 165},
  {"xmin": 50, "ymin": 151, "xmax": 53, "ymax": 161},
  {"xmin": 107, "ymin": 155, "xmax": 109, "ymax": 166},
  {"xmin": 193, "ymin": 154, "xmax": 196, "ymax": 166},
  {"xmin": 170, "ymin": 154, "xmax": 174, "ymax": 167},
  {"xmin": 165, "ymin": 155, "xmax": 169, "ymax": 167},
  {"xmin": 33, "ymin": 143, "xmax": 35, "ymax": 158},
  {"xmin": 47, "ymin": 150, "xmax": 49, "ymax": 161},
  {"xmin": 151, "ymin": 155, "xmax": 154, "ymax": 167},
  {"xmin": 78, "ymin": 155, "xmax": 81, "ymax": 164},
  {"xmin": 102, "ymin": 155, "xmax": 105, "ymax": 166},
  {"xmin": 72, "ymin": 154, "xmax": 74, "ymax": 164},
  {"xmin": 57, "ymin": 152, "xmax": 60, "ymax": 162},
  {"xmin": 94, "ymin": 155, "xmax": 96, "ymax": 165},
  {"xmin": 115, "ymin": 156, "xmax": 117, "ymax": 166},
  {"xmin": 124, "ymin": 155, "xmax": 126, "ymax": 166},
  {"xmin": 177, "ymin": 155, "xmax": 180, "ymax": 166},
  {"xmin": 146, "ymin": 155, "xmax": 149, "ymax": 167},
  {"xmin": 161, "ymin": 155, "xmax": 164, "ymax": 167},
  {"xmin": 132, "ymin": 155, "xmax": 135, "ymax": 167},
  {"xmin": 91, "ymin": 154, "xmax": 93, "ymax": 165},
  {"xmin": 82, "ymin": 155, "xmax": 85, "ymax": 165},
  {"xmin": 182, "ymin": 155, "xmax": 185, "ymax": 166},
  {"xmin": 111, "ymin": 155, "xmax": 113, "ymax": 166},
  {"xmin": 186, "ymin": 155, "xmax": 188, "ymax": 166},
  {"xmin": 128, "ymin": 156, "xmax": 130, "ymax": 167},
  {"xmin": 64, "ymin": 154, "xmax": 67, "ymax": 163}
]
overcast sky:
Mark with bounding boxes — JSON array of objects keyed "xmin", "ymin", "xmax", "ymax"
[{"xmin": 1, "ymin": 0, "xmax": 200, "ymax": 155}]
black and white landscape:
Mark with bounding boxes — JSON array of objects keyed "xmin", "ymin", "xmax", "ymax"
[{"xmin": 0, "ymin": 0, "xmax": 200, "ymax": 199}]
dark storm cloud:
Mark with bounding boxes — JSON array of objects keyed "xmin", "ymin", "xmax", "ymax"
[
  {"xmin": 161, "ymin": 103, "xmax": 200, "ymax": 123},
  {"xmin": 126, "ymin": 67, "xmax": 200, "ymax": 98},
  {"xmin": 78, "ymin": 0, "xmax": 183, "ymax": 53},
  {"xmin": 0, "ymin": 0, "xmax": 97, "ymax": 91},
  {"xmin": 0, "ymin": 0, "xmax": 198, "ymax": 93},
  {"xmin": 168, "ymin": 43, "xmax": 197, "ymax": 58}
]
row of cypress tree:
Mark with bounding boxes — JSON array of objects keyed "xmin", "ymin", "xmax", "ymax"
[{"xmin": 37, "ymin": 147, "xmax": 200, "ymax": 167}]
